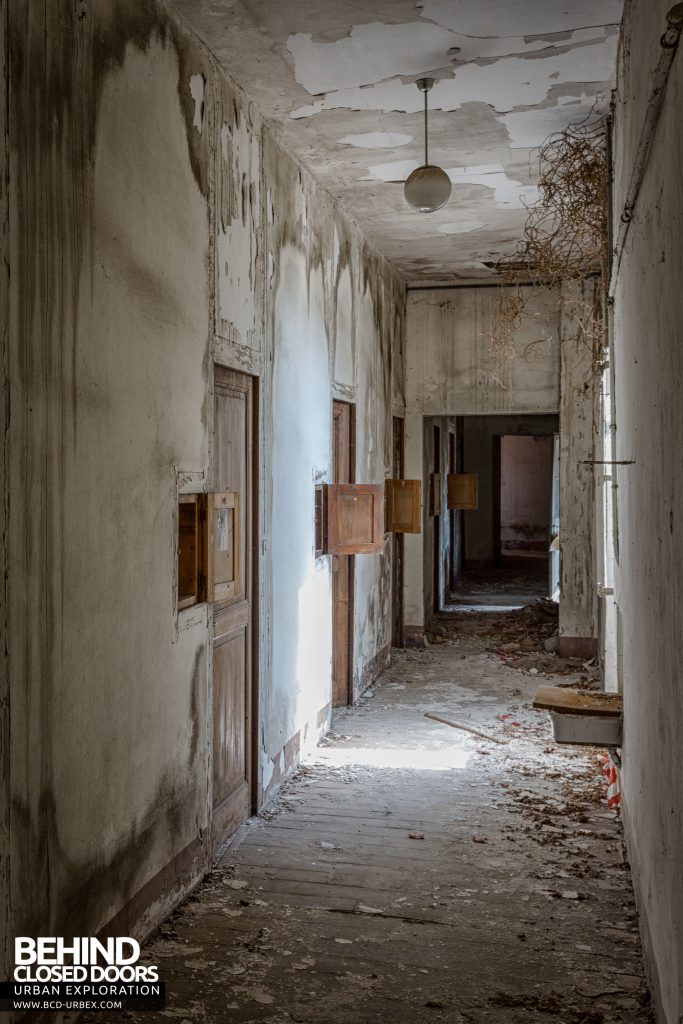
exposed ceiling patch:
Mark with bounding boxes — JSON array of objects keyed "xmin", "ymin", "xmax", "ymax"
[
  {"xmin": 167, "ymin": 0, "xmax": 622, "ymax": 280},
  {"xmin": 418, "ymin": 0, "xmax": 622, "ymax": 37},
  {"xmin": 338, "ymin": 131, "xmax": 414, "ymax": 149},
  {"xmin": 500, "ymin": 94, "xmax": 598, "ymax": 148},
  {"xmin": 287, "ymin": 21, "xmax": 458, "ymax": 94},
  {"xmin": 290, "ymin": 39, "xmax": 618, "ymax": 119}
]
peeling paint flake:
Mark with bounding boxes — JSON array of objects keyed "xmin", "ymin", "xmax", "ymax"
[
  {"xmin": 499, "ymin": 95, "xmax": 597, "ymax": 148},
  {"xmin": 419, "ymin": 0, "xmax": 622, "ymax": 37},
  {"xmin": 338, "ymin": 131, "xmax": 413, "ymax": 150},
  {"xmin": 220, "ymin": 121, "xmax": 231, "ymax": 161},
  {"xmin": 287, "ymin": 22, "xmax": 459, "ymax": 95},
  {"xmin": 290, "ymin": 39, "xmax": 618, "ymax": 119},
  {"xmin": 216, "ymin": 105, "xmax": 260, "ymax": 344},
  {"xmin": 189, "ymin": 73, "xmax": 205, "ymax": 133}
]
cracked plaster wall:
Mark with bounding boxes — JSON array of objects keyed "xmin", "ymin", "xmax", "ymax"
[
  {"xmin": 403, "ymin": 286, "xmax": 596, "ymax": 650},
  {"xmin": 2, "ymin": 0, "xmax": 405, "ymax": 967},
  {"xmin": 611, "ymin": 1, "xmax": 683, "ymax": 1019}
]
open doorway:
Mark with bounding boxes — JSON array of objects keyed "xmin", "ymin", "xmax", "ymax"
[
  {"xmin": 448, "ymin": 413, "xmax": 559, "ymax": 609},
  {"xmin": 496, "ymin": 434, "xmax": 554, "ymax": 558}
]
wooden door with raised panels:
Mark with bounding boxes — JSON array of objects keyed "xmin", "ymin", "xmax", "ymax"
[
  {"xmin": 211, "ymin": 367, "xmax": 256, "ymax": 848},
  {"xmin": 332, "ymin": 401, "xmax": 354, "ymax": 707}
]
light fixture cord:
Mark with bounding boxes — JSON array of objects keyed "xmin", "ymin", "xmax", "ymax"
[{"xmin": 424, "ymin": 88, "xmax": 429, "ymax": 166}]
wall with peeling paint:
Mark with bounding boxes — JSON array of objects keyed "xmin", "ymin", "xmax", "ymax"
[
  {"xmin": 404, "ymin": 286, "xmax": 561, "ymax": 633},
  {"xmin": 557, "ymin": 282, "xmax": 599, "ymax": 656},
  {"xmin": 6, "ymin": 0, "xmax": 216, "ymax": 954},
  {"xmin": 261, "ymin": 135, "xmax": 404, "ymax": 790},
  {"xmin": 404, "ymin": 285, "xmax": 596, "ymax": 649},
  {"xmin": 611, "ymin": 1, "xmax": 683, "ymax": 1020},
  {"xmin": 3, "ymin": 0, "xmax": 404, "ymax": 961}
]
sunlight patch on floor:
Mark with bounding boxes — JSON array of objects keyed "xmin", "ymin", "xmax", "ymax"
[{"xmin": 315, "ymin": 744, "xmax": 473, "ymax": 771}]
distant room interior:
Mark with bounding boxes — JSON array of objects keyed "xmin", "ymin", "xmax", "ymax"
[{"xmin": 449, "ymin": 414, "xmax": 558, "ymax": 608}]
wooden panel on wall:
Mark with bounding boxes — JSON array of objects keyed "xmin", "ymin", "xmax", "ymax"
[
  {"xmin": 207, "ymin": 491, "xmax": 240, "ymax": 603},
  {"xmin": 447, "ymin": 473, "xmax": 479, "ymax": 511},
  {"xmin": 327, "ymin": 483, "xmax": 383, "ymax": 555},
  {"xmin": 386, "ymin": 479, "xmax": 421, "ymax": 534}
]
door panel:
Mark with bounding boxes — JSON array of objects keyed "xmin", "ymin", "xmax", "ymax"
[
  {"xmin": 448, "ymin": 430, "xmax": 457, "ymax": 593},
  {"xmin": 392, "ymin": 417, "xmax": 405, "ymax": 646},
  {"xmin": 213, "ymin": 632, "xmax": 247, "ymax": 808},
  {"xmin": 332, "ymin": 401, "xmax": 354, "ymax": 707},
  {"xmin": 550, "ymin": 432, "xmax": 561, "ymax": 598},
  {"xmin": 211, "ymin": 368, "xmax": 255, "ymax": 848},
  {"xmin": 433, "ymin": 423, "xmax": 441, "ymax": 614}
]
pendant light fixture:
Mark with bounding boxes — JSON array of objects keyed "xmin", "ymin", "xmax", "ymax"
[{"xmin": 404, "ymin": 78, "xmax": 452, "ymax": 213}]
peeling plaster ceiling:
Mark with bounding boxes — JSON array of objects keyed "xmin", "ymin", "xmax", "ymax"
[{"xmin": 168, "ymin": 0, "xmax": 622, "ymax": 282}]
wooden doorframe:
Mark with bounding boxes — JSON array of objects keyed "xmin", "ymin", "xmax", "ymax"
[
  {"xmin": 433, "ymin": 422, "xmax": 441, "ymax": 615},
  {"xmin": 456, "ymin": 417, "xmax": 465, "ymax": 574},
  {"xmin": 332, "ymin": 400, "xmax": 355, "ymax": 706},
  {"xmin": 391, "ymin": 417, "xmax": 405, "ymax": 647},
  {"xmin": 211, "ymin": 365, "xmax": 259, "ymax": 847},
  {"xmin": 493, "ymin": 433, "xmax": 502, "ymax": 564},
  {"xmin": 248, "ymin": 376, "xmax": 260, "ymax": 814},
  {"xmin": 447, "ymin": 426, "xmax": 457, "ymax": 594}
]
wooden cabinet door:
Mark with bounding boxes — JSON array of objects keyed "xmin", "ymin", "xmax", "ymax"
[
  {"xmin": 447, "ymin": 473, "xmax": 479, "ymax": 510},
  {"xmin": 386, "ymin": 479, "xmax": 421, "ymax": 534},
  {"xmin": 327, "ymin": 484, "xmax": 384, "ymax": 554},
  {"xmin": 212, "ymin": 368, "xmax": 255, "ymax": 847}
]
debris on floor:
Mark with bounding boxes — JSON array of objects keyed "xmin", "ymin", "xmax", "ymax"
[
  {"xmin": 430, "ymin": 599, "xmax": 602, "ymax": 686},
  {"xmin": 83, "ymin": 610, "xmax": 651, "ymax": 1024}
]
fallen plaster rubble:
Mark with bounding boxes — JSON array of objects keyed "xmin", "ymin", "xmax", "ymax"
[{"xmin": 84, "ymin": 606, "xmax": 650, "ymax": 1024}]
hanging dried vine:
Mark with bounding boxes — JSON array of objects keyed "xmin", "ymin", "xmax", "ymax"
[{"xmin": 489, "ymin": 115, "xmax": 609, "ymax": 382}]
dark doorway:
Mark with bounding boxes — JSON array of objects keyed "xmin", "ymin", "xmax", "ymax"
[{"xmin": 448, "ymin": 413, "xmax": 559, "ymax": 609}]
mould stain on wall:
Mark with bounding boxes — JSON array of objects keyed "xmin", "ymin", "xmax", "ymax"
[{"xmin": 4, "ymin": 0, "xmax": 407, "ymax": 959}]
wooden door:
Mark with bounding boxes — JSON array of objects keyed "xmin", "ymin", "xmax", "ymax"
[
  {"xmin": 433, "ymin": 423, "xmax": 441, "ymax": 614},
  {"xmin": 392, "ymin": 417, "xmax": 405, "ymax": 647},
  {"xmin": 332, "ymin": 401, "xmax": 354, "ymax": 707},
  {"xmin": 448, "ymin": 429, "xmax": 457, "ymax": 594},
  {"xmin": 211, "ymin": 367, "xmax": 256, "ymax": 847},
  {"xmin": 456, "ymin": 417, "xmax": 465, "ymax": 577}
]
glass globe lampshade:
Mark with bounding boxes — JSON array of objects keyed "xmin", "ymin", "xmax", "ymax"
[{"xmin": 404, "ymin": 164, "xmax": 452, "ymax": 213}]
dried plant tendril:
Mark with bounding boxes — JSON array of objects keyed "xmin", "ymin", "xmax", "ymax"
[{"xmin": 489, "ymin": 113, "xmax": 609, "ymax": 387}]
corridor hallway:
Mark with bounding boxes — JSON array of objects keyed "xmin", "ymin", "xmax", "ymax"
[{"xmin": 87, "ymin": 612, "xmax": 650, "ymax": 1024}]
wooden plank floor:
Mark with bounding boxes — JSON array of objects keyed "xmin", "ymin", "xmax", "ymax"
[{"xmin": 84, "ymin": 614, "xmax": 652, "ymax": 1024}]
